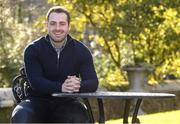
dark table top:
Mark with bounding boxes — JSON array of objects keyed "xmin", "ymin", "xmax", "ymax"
[{"xmin": 52, "ymin": 91, "xmax": 175, "ymax": 99}]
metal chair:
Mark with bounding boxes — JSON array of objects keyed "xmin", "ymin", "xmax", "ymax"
[
  {"xmin": 12, "ymin": 67, "xmax": 29, "ymax": 103},
  {"xmin": 12, "ymin": 67, "xmax": 95, "ymax": 123}
]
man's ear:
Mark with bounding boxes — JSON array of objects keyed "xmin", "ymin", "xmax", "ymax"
[{"xmin": 68, "ymin": 24, "xmax": 71, "ymax": 31}]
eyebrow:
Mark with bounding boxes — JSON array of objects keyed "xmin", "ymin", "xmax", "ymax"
[{"xmin": 49, "ymin": 20, "xmax": 67, "ymax": 23}]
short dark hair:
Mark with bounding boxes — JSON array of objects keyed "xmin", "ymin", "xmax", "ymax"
[{"xmin": 46, "ymin": 6, "xmax": 70, "ymax": 24}]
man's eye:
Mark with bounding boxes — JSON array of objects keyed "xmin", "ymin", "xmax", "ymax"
[
  {"xmin": 60, "ymin": 22, "xmax": 66, "ymax": 25},
  {"xmin": 50, "ymin": 22, "xmax": 56, "ymax": 25}
]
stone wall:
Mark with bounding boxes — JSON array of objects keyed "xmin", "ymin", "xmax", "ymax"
[
  {"xmin": 0, "ymin": 88, "xmax": 15, "ymax": 122},
  {"xmin": 0, "ymin": 87, "xmax": 180, "ymax": 122},
  {"xmin": 0, "ymin": 88, "xmax": 14, "ymax": 108}
]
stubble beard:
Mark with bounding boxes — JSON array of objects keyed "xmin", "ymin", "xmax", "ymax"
[{"xmin": 50, "ymin": 34, "xmax": 67, "ymax": 43}]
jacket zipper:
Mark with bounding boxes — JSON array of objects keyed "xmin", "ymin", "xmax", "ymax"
[
  {"xmin": 57, "ymin": 51, "xmax": 61, "ymax": 70},
  {"xmin": 43, "ymin": 36, "xmax": 65, "ymax": 71}
]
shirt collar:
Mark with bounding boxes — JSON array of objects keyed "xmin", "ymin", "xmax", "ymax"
[{"xmin": 50, "ymin": 37, "xmax": 67, "ymax": 52}]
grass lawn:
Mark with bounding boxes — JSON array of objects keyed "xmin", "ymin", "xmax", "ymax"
[{"xmin": 106, "ymin": 110, "xmax": 180, "ymax": 124}]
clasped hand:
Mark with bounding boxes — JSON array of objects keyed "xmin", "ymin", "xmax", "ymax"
[{"xmin": 62, "ymin": 76, "xmax": 81, "ymax": 93}]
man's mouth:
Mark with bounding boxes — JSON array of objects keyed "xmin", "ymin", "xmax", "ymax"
[{"xmin": 54, "ymin": 33, "xmax": 62, "ymax": 37}]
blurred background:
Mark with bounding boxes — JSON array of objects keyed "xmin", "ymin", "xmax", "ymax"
[{"xmin": 0, "ymin": 0, "xmax": 179, "ymax": 123}]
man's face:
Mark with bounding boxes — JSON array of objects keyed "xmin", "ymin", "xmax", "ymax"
[{"xmin": 47, "ymin": 12, "xmax": 70, "ymax": 43}]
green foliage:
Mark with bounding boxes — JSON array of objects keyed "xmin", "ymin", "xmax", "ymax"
[
  {"xmin": 0, "ymin": 0, "xmax": 179, "ymax": 88},
  {"xmin": 94, "ymin": 53, "xmax": 128, "ymax": 91},
  {"xmin": 49, "ymin": 0, "xmax": 180, "ymax": 87},
  {"xmin": 0, "ymin": 0, "xmax": 34, "ymax": 87}
]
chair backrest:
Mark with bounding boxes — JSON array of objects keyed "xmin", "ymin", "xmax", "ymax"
[{"xmin": 12, "ymin": 67, "xmax": 29, "ymax": 103}]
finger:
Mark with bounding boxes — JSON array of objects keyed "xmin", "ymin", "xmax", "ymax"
[
  {"xmin": 67, "ymin": 75, "xmax": 76, "ymax": 79},
  {"xmin": 64, "ymin": 85, "xmax": 74, "ymax": 91},
  {"xmin": 73, "ymin": 87, "xmax": 80, "ymax": 92},
  {"xmin": 75, "ymin": 77, "xmax": 81, "ymax": 82},
  {"xmin": 66, "ymin": 78, "xmax": 80, "ymax": 84},
  {"xmin": 67, "ymin": 75, "xmax": 80, "ymax": 81},
  {"xmin": 67, "ymin": 81, "xmax": 80, "ymax": 91},
  {"xmin": 64, "ymin": 78, "xmax": 73, "ymax": 84},
  {"xmin": 62, "ymin": 84, "xmax": 72, "ymax": 93},
  {"xmin": 67, "ymin": 76, "xmax": 73, "ymax": 79},
  {"xmin": 73, "ymin": 89, "xmax": 79, "ymax": 92},
  {"xmin": 74, "ymin": 84, "xmax": 80, "ymax": 89},
  {"xmin": 73, "ymin": 83, "xmax": 80, "ymax": 91}
]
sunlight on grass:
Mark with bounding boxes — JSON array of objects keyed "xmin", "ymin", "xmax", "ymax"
[{"xmin": 106, "ymin": 110, "xmax": 180, "ymax": 124}]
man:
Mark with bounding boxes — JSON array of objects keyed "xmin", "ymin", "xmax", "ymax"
[{"xmin": 11, "ymin": 6, "xmax": 99, "ymax": 123}]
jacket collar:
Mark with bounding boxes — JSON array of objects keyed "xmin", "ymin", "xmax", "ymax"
[{"xmin": 44, "ymin": 34, "xmax": 73, "ymax": 48}]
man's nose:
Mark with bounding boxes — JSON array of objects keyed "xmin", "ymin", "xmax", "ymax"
[{"xmin": 55, "ymin": 24, "xmax": 61, "ymax": 30}]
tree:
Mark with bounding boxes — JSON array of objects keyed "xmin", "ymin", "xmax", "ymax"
[
  {"xmin": 0, "ymin": 0, "xmax": 34, "ymax": 87},
  {"xmin": 49, "ymin": 0, "xmax": 179, "ymax": 82}
]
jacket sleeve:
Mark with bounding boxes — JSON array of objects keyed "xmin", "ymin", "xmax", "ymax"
[
  {"xmin": 79, "ymin": 47, "xmax": 99, "ymax": 93},
  {"xmin": 24, "ymin": 45, "xmax": 62, "ymax": 94}
]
